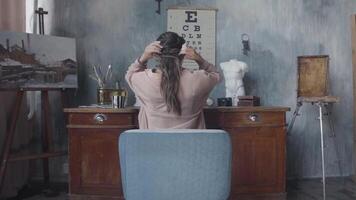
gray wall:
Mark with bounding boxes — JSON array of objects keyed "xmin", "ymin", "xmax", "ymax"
[{"xmin": 36, "ymin": 0, "xmax": 356, "ymax": 178}]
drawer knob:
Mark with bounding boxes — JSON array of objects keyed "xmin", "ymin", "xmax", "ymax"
[
  {"xmin": 94, "ymin": 113, "xmax": 107, "ymax": 123},
  {"xmin": 249, "ymin": 114, "xmax": 258, "ymax": 122}
]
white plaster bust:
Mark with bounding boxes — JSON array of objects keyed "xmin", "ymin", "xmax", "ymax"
[{"xmin": 220, "ymin": 59, "xmax": 248, "ymax": 106}]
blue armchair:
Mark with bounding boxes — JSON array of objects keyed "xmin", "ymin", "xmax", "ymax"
[{"xmin": 119, "ymin": 129, "xmax": 231, "ymax": 200}]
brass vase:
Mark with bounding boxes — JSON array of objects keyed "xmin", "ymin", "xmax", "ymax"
[
  {"xmin": 97, "ymin": 88, "xmax": 128, "ymax": 105},
  {"xmin": 97, "ymin": 88, "xmax": 114, "ymax": 105}
]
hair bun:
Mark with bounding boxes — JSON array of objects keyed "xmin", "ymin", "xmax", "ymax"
[{"xmin": 157, "ymin": 32, "xmax": 185, "ymax": 56}]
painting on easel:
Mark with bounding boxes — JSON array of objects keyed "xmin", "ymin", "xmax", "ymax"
[{"xmin": 0, "ymin": 31, "xmax": 77, "ymax": 89}]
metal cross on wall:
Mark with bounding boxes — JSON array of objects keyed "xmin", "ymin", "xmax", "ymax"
[{"xmin": 35, "ymin": 7, "xmax": 48, "ymax": 35}]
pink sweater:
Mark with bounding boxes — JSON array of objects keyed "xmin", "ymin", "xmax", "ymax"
[{"xmin": 125, "ymin": 59, "xmax": 220, "ymax": 129}]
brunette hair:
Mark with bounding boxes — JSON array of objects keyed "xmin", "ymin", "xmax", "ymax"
[{"xmin": 156, "ymin": 32, "xmax": 185, "ymax": 115}]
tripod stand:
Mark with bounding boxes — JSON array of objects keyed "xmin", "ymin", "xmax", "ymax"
[
  {"xmin": 287, "ymin": 96, "xmax": 342, "ymax": 200},
  {"xmin": 288, "ymin": 55, "xmax": 342, "ymax": 200}
]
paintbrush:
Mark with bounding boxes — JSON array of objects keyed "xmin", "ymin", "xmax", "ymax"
[{"xmin": 104, "ymin": 64, "xmax": 112, "ymax": 83}]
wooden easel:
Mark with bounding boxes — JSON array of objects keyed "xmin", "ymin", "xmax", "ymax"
[
  {"xmin": 0, "ymin": 7, "xmax": 72, "ymax": 194},
  {"xmin": 0, "ymin": 89, "xmax": 68, "ymax": 192},
  {"xmin": 287, "ymin": 55, "xmax": 342, "ymax": 200}
]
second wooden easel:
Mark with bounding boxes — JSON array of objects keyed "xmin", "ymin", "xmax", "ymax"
[{"xmin": 0, "ymin": 89, "xmax": 68, "ymax": 193}]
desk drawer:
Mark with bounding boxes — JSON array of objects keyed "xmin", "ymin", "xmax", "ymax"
[
  {"xmin": 68, "ymin": 113, "xmax": 136, "ymax": 126},
  {"xmin": 223, "ymin": 111, "xmax": 285, "ymax": 127}
]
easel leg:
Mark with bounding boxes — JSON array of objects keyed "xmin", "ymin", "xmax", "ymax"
[
  {"xmin": 324, "ymin": 104, "xmax": 344, "ymax": 178},
  {"xmin": 317, "ymin": 102, "xmax": 326, "ymax": 200},
  {"xmin": 287, "ymin": 101, "xmax": 303, "ymax": 135},
  {"xmin": 41, "ymin": 91, "xmax": 53, "ymax": 184},
  {"xmin": 0, "ymin": 91, "xmax": 24, "ymax": 191},
  {"xmin": 61, "ymin": 89, "xmax": 67, "ymax": 108}
]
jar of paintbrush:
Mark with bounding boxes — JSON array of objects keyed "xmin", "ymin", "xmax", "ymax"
[{"xmin": 111, "ymin": 82, "xmax": 127, "ymax": 108}]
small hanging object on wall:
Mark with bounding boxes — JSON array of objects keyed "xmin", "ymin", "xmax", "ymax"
[
  {"xmin": 241, "ymin": 33, "xmax": 250, "ymax": 56},
  {"xmin": 155, "ymin": 0, "xmax": 163, "ymax": 15}
]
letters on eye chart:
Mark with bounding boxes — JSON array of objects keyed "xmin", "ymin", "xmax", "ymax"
[{"xmin": 167, "ymin": 8, "xmax": 216, "ymax": 70}]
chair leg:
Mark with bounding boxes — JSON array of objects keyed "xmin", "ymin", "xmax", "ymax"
[{"xmin": 317, "ymin": 102, "xmax": 326, "ymax": 200}]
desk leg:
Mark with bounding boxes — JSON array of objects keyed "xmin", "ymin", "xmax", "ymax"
[{"xmin": 0, "ymin": 91, "xmax": 24, "ymax": 191}]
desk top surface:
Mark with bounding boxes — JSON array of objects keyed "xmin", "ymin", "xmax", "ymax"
[{"xmin": 64, "ymin": 106, "xmax": 290, "ymax": 113}]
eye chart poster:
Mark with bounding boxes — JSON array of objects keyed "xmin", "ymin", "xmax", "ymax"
[{"xmin": 167, "ymin": 7, "xmax": 216, "ymax": 70}]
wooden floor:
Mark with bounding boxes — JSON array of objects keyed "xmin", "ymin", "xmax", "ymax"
[
  {"xmin": 4, "ymin": 177, "xmax": 356, "ymax": 200},
  {"xmin": 287, "ymin": 177, "xmax": 356, "ymax": 200}
]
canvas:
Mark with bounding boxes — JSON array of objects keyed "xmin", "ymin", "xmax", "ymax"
[
  {"xmin": 0, "ymin": 31, "xmax": 77, "ymax": 89},
  {"xmin": 297, "ymin": 55, "xmax": 329, "ymax": 98}
]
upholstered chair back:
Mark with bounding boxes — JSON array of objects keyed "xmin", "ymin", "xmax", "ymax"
[{"xmin": 119, "ymin": 129, "xmax": 231, "ymax": 200}]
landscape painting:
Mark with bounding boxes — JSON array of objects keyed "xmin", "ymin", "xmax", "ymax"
[{"xmin": 0, "ymin": 31, "xmax": 77, "ymax": 89}]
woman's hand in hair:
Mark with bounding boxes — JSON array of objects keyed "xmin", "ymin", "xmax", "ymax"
[
  {"xmin": 180, "ymin": 46, "xmax": 204, "ymax": 65},
  {"xmin": 140, "ymin": 41, "xmax": 162, "ymax": 63}
]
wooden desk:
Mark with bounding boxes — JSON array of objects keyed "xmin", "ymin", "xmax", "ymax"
[{"xmin": 64, "ymin": 106, "xmax": 289, "ymax": 200}]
